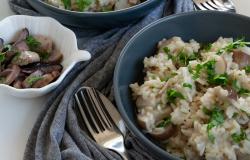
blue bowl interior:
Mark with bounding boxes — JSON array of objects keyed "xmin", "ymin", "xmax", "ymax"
[{"xmin": 114, "ymin": 11, "xmax": 250, "ymax": 159}]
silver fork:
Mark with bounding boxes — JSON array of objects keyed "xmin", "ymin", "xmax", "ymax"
[
  {"xmin": 193, "ymin": 0, "xmax": 236, "ymax": 12},
  {"xmin": 75, "ymin": 87, "xmax": 128, "ymax": 160}
]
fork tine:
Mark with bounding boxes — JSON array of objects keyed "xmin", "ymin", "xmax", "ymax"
[
  {"xmin": 207, "ymin": 0, "xmax": 220, "ymax": 9},
  {"xmin": 203, "ymin": 2, "xmax": 216, "ymax": 10},
  {"xmin": 75, "ymin": 92, "xmax": 96, "ymax": 136},
  {"xmin": 80, "ymin": 90, "xmax": 102, "ymax": 133},
  {"xmin": 86, "ymin": 88, "xmax": 113, "ymax": 130},
  {"xmin": 194, "ymin": 2, "xmax": 208, "ymax": 10}
]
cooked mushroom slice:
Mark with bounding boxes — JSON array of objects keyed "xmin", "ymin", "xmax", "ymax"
[
  {"xmin": 21, "ymin": 63, "xmax": 63, "ymax": 74},
  {"xmin": 4, "ymin": 51, "xmax": 16, "ymax": 63},
  {"xmin": 13, "ymin": 80, "xmax": 23, "ymax": 89},
  {"xmin": 42, "ymin": 49, "xmax": 63, "ymax": 64},
  {"xmin": 14, "ymin": 28, "xmax": 29, "ymax": 44},
  {"xmin": 14, "ymin": 41, "xmax": 29, "ymax": 52},
  {"xmin": 150, "ymin": 124, "xmax": 175, "ymax": 140},
  {"xmin": 0, "ymin": 38, "xmax": 4, "ymax": 51},
  {"xmin": 33, "ymin": 35, "xmax": 53, "ymax": 54},
  {"xmin": 225, "ymin": 86, "xmax": 238, "ymax": 100},
  {"xmin": 4, "ymin": 65, "xmax": 21, "ymax": 85},
  {"xmin": 12, "ymin": 51, "xmax": 40, "ymax": 66},
  {"xmin": 0, "ymin": 68, "xmax": 12, "ymax": 77},
  {"xmin": 22, "ymin": 70, "xmax": 43, "ymax": 88},
  {"xmin": 233, "ymin": 50, "xmax": 250, "ymax": 69},
  {"xmin": 32, "ymin": 72, "xmax": 59, "ymax": 88},
  {"xmin": 137, "ymin": 107, "xmax": 172, "ymax": 130}
]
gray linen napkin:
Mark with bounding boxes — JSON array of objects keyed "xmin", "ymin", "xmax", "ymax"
[{"xmin": 9, "ymin": 0, "xmax": 194, "ymax": 160}]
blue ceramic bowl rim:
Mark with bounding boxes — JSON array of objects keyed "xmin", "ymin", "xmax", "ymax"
[
  {"xmin": 114, "ymin": 10, "xmax": 250, "ymax": 159},
  {"xmin": 35, "ymin": 0, "xmax": 157, "ymax": 15}
]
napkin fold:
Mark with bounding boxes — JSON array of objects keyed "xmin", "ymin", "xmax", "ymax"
[{"xmin": 9, "ymin": 0, "xmax": 194, "ymax": 160}]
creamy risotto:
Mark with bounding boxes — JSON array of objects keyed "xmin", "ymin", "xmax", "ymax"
[
  {"xmin": 45, "ymin": 0, "xmax": 144, "ymax": 12},
  {"xmin": 130, "ymin": 37, "xmax": 250, "ymax": 160}
]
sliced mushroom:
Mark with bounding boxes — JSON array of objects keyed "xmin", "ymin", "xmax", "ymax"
[
  {"xmin": 12, "ymin": 51, "xmax": 40, "ymax": 66},
  {"xmin": 233, "ymin": 50, "xmax": 250, "ymax": 69},
  {"xmin": 13, "ymin": 80, "xmax": 23, "ymax": 89},
  {"xmin": 150, "ymin": 124, "xmax": 175, "ymax": 140},
  {"xmin": 42, "ymin": 49, "xmax": 63, "ymax": 64},
  {"xmin": 0, "ymin": 38, "xmax": 4, "ymax": 51},
  {"xmin": 14, "ymin": 28, "xmax": 29, "ymax": 44},
  {"xmin": 4, "ymin": 51, "xmax": 16, "ymax": 63},
  {"xmin": 137, "ymin": 107, "xmax": 172, "ymax": 130},
  {"xmin": 32, "ymin": 73, "xmax": 58, "ymax": 88},
  {"xmin": 0, "ymin": 68, "xmax": 12, "ymax": 77},
  {"xmin": 214, "ymin": 55, "xmax": 227, "ymax": 74},
  {"xmin": 21, "ymin": 63, "xmax": 63, "ymax": 74},
  {"xmin": 225, "ymin": 86, "xmax": 238, "ymax": 100},
  {"xmin": 4, "ymin": 65, "xmax": 21, "ymax": 85},
  {"xmin": 13, "ymin": 40, "xmax": 29, "ymax": 52},
  {"xmin": 33, "ymin": 35, "xmax": 53, "ymax": 54},
  {"xmin": 22, "ymin": 70, "xmax": 43, "ymax": 88}
]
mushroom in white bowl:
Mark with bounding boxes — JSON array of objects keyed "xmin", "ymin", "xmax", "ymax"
[{"xmin": 0, "ymin": 15, "xmax": 91, "ymax": 98}]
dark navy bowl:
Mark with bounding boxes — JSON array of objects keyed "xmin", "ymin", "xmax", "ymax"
[
  {"xmin": 114, "ymin": 11, "xmax": 250, "ymax": 160},
  {"xmin": 26, "ymin": 0, "xmax": 162, "ymax": 29}
]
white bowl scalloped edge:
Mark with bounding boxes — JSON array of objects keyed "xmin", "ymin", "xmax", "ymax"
[{"xmin": 0, "ymin": 15, "xmax": 91, "ymax": 98}]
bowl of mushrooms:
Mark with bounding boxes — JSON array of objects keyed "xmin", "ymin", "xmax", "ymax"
[{"xmin": 0, "ymin": 15, "xmax": 91, "ymax": 98}]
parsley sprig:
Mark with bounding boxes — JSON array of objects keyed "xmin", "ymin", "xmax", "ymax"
[
  {"xmin": 166, "ymin": 89, "xmax": 185, "ymax": 103},
  {"xmin": 244, "ymin": 66, "xmax": 250, "ymax": 74},
  {"xmin": 232, "ymin": 80, "xmax": 250, "ymax": 96},
  {"xmin": 217, "ymin": 38, "xmax": 250, "ymax": 55},
  {"xmin": 156, "ymin": 116, "xmax": 172, "ymax": 128},
  {"xmin": 26, "ymin": 36, "xmax": 41, "ymax": 50},
  {"xmin": 62, "ymin": 0, "xmax": 71, "ymax": 9},
  {"xmin": 203, "ymin": 107, "xmax": 225, "ymax": 143},
  {"xmin": 183, "ymin": 83, "xmax": 192, "ymax": 89},
  {"xmin": 76, "ymin": 0, "xmax": 92, "ymax": 11},
  {"xmin": 231, "ymin": 129, "xmax": 247, "ymax": 143}
]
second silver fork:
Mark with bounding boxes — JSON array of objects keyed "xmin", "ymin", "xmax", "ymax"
[
  {"xmin": 75, "ymin": 87, "xmax": 128, "ymax": 160},
  {"xmin": 193, "ymin": 0, "xmax": 236, "ymax": 12}
]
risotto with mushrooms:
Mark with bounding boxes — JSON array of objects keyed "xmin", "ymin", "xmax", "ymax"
[{"xmin": 130, "ymin": 36, "xmax": 250, "ymax": 160}]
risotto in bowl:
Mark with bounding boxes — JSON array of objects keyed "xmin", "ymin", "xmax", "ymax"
[{"xmin": 114, "ymin": 11, "xmax": 250, "ymax": 160}]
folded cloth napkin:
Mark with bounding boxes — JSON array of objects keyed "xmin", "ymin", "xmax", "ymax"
[{"xmin": 9, "ymin": 0, "xmax": 194, "ymax": 160}]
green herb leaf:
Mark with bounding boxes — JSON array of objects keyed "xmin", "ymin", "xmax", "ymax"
[
  {"xmin": 201, "ymin": 43, "xmax": 212, "ymax": 51},
  {"xmin": 0, "ymin": 53, "xmax": 5, "ymax": 63},
  {"xmin": 166, "ymin": 89, "xmax": 185, "ymax": 103},
  {"xmin": 232, "ymin": 80, "xmax": 250, "ymax": 96},
  {"xmin": 27, "ymin": 76, "xmax": 43, "ymax": 86},
  {"xmin": 244, "ymin": 66, "xmax": 250, "ymax": 74},
  {"xmin": 40, "ymin": 52, "xmax": 49, "ymax": 60},
  {"xmin": 206, "ymin": 107, "xmax": 224, "ymax": 143},
  {"xmin": 191, "ymin": 64, "xmax": 203, "ymax": 79},
  {"xmin": 202, "ymin": 107, "xmax": 211, "ymax": 115},
  {"xmin": 76, "ymin": 0, "xmax": 92, "ymax": 11},
  {"xmin": 217, "ymin": 38, "xmax": 250, "ymax": 55},
  {"xmin": 163, "ymin": 47, "xmax": 170, "ymax": 54},
  {"xmin": 209, "ymin": 73, "xmax": 229, "ymax": 86},
  {"xmin": 231, "ymin": 129, "xmax": 247, "ymax": 143},
  {"xmin": 2, "ymin": 44, "xmax": 12, "ymax": 52},
  {"xmin": 26, "ymin": 36, "xmax": 41, "ymax": 50},
  {"xmin": 62, "ymin": 0, "xmax": 71, "ymax": 9},
  {"xmin": 208, "ymin": 130, "xmax": 215, "ymax": 143},
  {"xmin": 156, "ymin": 116, "xmax": 172, "ymax": 128},
  {"xmin": 232, "ymin": 112, "xmax": 239, "ymax": 118},
  {"xmin": 183, "ymin": 83, "xmax": 192, "ymax": 89}
]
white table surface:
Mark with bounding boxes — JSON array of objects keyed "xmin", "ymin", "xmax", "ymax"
[{"xmin": 0, "ymin": 0, "xmax": 250, "ymax": 160}]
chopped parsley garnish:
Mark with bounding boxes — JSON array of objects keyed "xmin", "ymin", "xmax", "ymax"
[
  {"xmin": 206, "ymin": 107, "xmax": 225, "ymax": 143},
  {"xmin": 201, "ymin": 43, "xmax": 212, "ymax": 51},
  {"xmin": 27, "ymin": 76, "xmax": 43, "ymax": 86},
  {"xmin": 26, "ymin": 36, "xmax": 41, "ymax": 50},
  {"xmin": 208, "ymin": 73, "xmax": 228, "ymax": 86},
  {"xmin": 163, "ymin": 47, "xmax": 170, "ymax": 54},
  {"xmin": 62, "ymin": 0, "xmax": 71, "ymax": 9},
  {"xmin": 231, "ymin": 129, "xmax": 247, "ymax": 143},
  {"xmin": 202, "ymin": 107, "xmax": 211, "ymax": 115},
  {"xmin": 232, "ymin": 112, "xmax": 238, "ymax": 118},
  {"xmin": 2, "ymin": 44, "xmax": 12, "ymax": 52},
  {"xmin": 40, "ymin": 52, "xmax": 50, "ymax": 60},
  {"xmin": 0, "ymin": 53, "xmax": 5, "ymax": 63},
  {"xmin": 232, "ymin": 80, "xmax": 250, "ymax": 96},
  {"xmin": 183, "ymin": 83, "xmax": 192, "ymax": 89},
  {"xmin": 166, "ymin": 89, "xmax": 185, "ymax": 103},
  {"xmin": 244, "ymin": 66, "xmax": 250, "ymax": 74},
  {"xmin": 76, "ymin": 0, "xmax": 92, "ymax": 11},
  {"xmin": 161, "ymin": 72, "xmax": 177, "ymax": 82},
  {"xmin": 156, "ymin": 116, "xmax": 172, "ymax": 128},
  {"xmin": 216, "ymin": 38, "xmax": 250, "ymax": 55}
]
